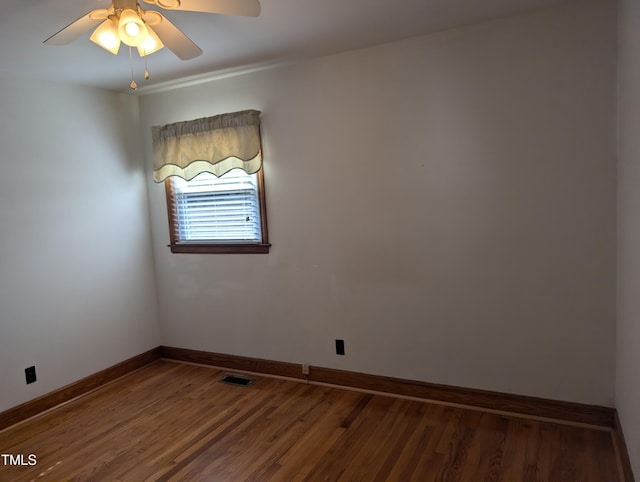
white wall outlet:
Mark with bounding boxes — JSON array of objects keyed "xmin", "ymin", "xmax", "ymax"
[{"xmin": 302, "ymin": 364, "xmax": 310, "ymax": 375}]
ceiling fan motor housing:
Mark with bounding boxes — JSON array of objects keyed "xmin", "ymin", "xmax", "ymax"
[{"xmin": 113, "ymin": 0, "xmax": 141, "ymax": 12}]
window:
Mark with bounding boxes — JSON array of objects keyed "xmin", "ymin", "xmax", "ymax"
[
  {"xmin": 153, "ymin": 110, "xmax": 267, "ymax": 253},
  {"xmin": 165, "ymin": 168, "xmax": 269, "ymax": 254}
]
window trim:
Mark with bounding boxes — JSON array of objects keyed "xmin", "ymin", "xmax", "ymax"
[{"xmin": 164, "ymin": 168, "xmax": 270, "ymax": 254}]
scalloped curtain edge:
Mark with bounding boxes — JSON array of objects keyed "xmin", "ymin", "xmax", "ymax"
[{"xmin": 153, "ymin": 153, "xmax": 262, "ymax": 182}]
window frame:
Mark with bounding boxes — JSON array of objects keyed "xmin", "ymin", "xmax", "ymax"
[{"xmin": 164, "ymin": 167, "xmax": 270, "ymax": 254}]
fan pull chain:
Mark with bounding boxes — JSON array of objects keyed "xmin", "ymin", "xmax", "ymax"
[
  {"xmin": 129, "ymin": 47, "xmax": 137, "ymax": 91},
  {"xmin": 144, "ymin": 53, "xmax": 150, "ymax": 80}
]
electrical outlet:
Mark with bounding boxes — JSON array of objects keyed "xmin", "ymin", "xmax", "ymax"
[
  {"xmin": 25, "ymin": 366, "xmax": 36, "ymax": 384},
  {"xmin": 335, "ymin": 339, "xmax": 345, "ymax": 356},
  {"xmin": 302, "ymin": 364, "xmax": 310, "ymax": 375}
]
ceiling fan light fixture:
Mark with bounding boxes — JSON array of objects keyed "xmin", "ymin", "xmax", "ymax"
[
  {"xmin": 137, "ymin": 26, "xmax": 164, "ymax": 56},
  {"xmin": 118, "ymin": 8, "xmax": 149, "ymax": 47},
  {"xmin": 44, "ymin": 0, "xmax": 261, "ymax": 90},
  {"xmin": 89, "ymin": 18, "xmax": 121, "ymax": 55}
]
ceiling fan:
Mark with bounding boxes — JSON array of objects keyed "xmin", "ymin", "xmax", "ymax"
[{"xmin": 44, "ymin": 0, "xmax": 260, "ymax": 87}]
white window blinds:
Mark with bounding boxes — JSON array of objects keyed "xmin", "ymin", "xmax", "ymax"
[{"xmin": 169, "ymin": 170, "xmax": 262, "ymax": 243}]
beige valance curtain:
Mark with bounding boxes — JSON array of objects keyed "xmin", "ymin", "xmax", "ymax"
[{"xmin": 152, "ymin": 109, "xmax": 262, "ymax": 182}]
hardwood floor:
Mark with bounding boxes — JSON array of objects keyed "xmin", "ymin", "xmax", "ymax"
[{"xmin": 0, "ymin": 360, "xmax": 621, "ymax": 481}]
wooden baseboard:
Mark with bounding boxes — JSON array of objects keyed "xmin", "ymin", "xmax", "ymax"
[
  {"xmin": 160, "ymin": 345, "xmax": 615, "ymax": 428},
  {"xmin": 0, "ymin": 347, "xmax": 161, "ymax": 431},
  {"xmin": 309, "ymin": 366, "xmax": 615, "ymax": 428},
  {"xmin": 614, "ymin": 410, "xmax": 636, "ymax": 482},
  {"xmin": 160, "ymin": 345, "xmax": 303, "ymax": 379}
]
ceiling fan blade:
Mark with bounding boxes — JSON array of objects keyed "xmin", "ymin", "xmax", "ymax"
[
  {"xmin": 43, "ymin": 12, "xmax": 104, "ymax": 45},
  {"xmin": 143, "ymin": 0, "xmax": 260, "ymax": 17},
  {"xmin": 151, "ymin": 15, "xmax": 203, "ymax": 60}
]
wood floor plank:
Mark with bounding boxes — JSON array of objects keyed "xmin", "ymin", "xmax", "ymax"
[
  {"xmin": 0, "ymin": 360, "xmax": 621, "ymax": 482},
  {"xmin": 411, "ymin": 406, "xmax": 467, "ymax": 481},
  {"xmin": 337, "ymin": 398, "xmax": 415, "ymax": 481},
  {"xmin": 371, "ymin": 401, "xmax": 429, "ymax": 481},
  {"xmin": 385, "ymin": 402, "xmax": 440, "ymax": 481},
  {"xmin": 301, "ymin": 395, "xmax": 397, "ymax": 481},
  {"xmin": 456, "ymin": 412, "xmax": 508, "ymax": 481}
]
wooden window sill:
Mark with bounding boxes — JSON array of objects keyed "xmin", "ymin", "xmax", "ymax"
[{"xmin": 168, "ymin": 243, "xmax": 271, "ymax": 254}]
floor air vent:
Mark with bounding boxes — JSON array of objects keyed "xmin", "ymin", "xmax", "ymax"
[{"xmin": 221, "ymin": 374, "xmax": 254, "ymax": 387}]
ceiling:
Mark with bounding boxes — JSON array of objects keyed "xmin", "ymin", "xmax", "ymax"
[{"xmin": 0, "ymin": 0, "xmax": 571, "ymax": 93}]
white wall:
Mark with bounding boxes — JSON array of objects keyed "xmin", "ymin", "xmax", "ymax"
[
  {"xmin": 0, "ymin": 75, "xmax": 160, "ymax": 412},
  {"xmin": 617, "ymin": 0, "xmax": 640, "ymax": 476},
  {"xmin": 141, "ymin": 0, "xmax": 616, "ymax": 405}
]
